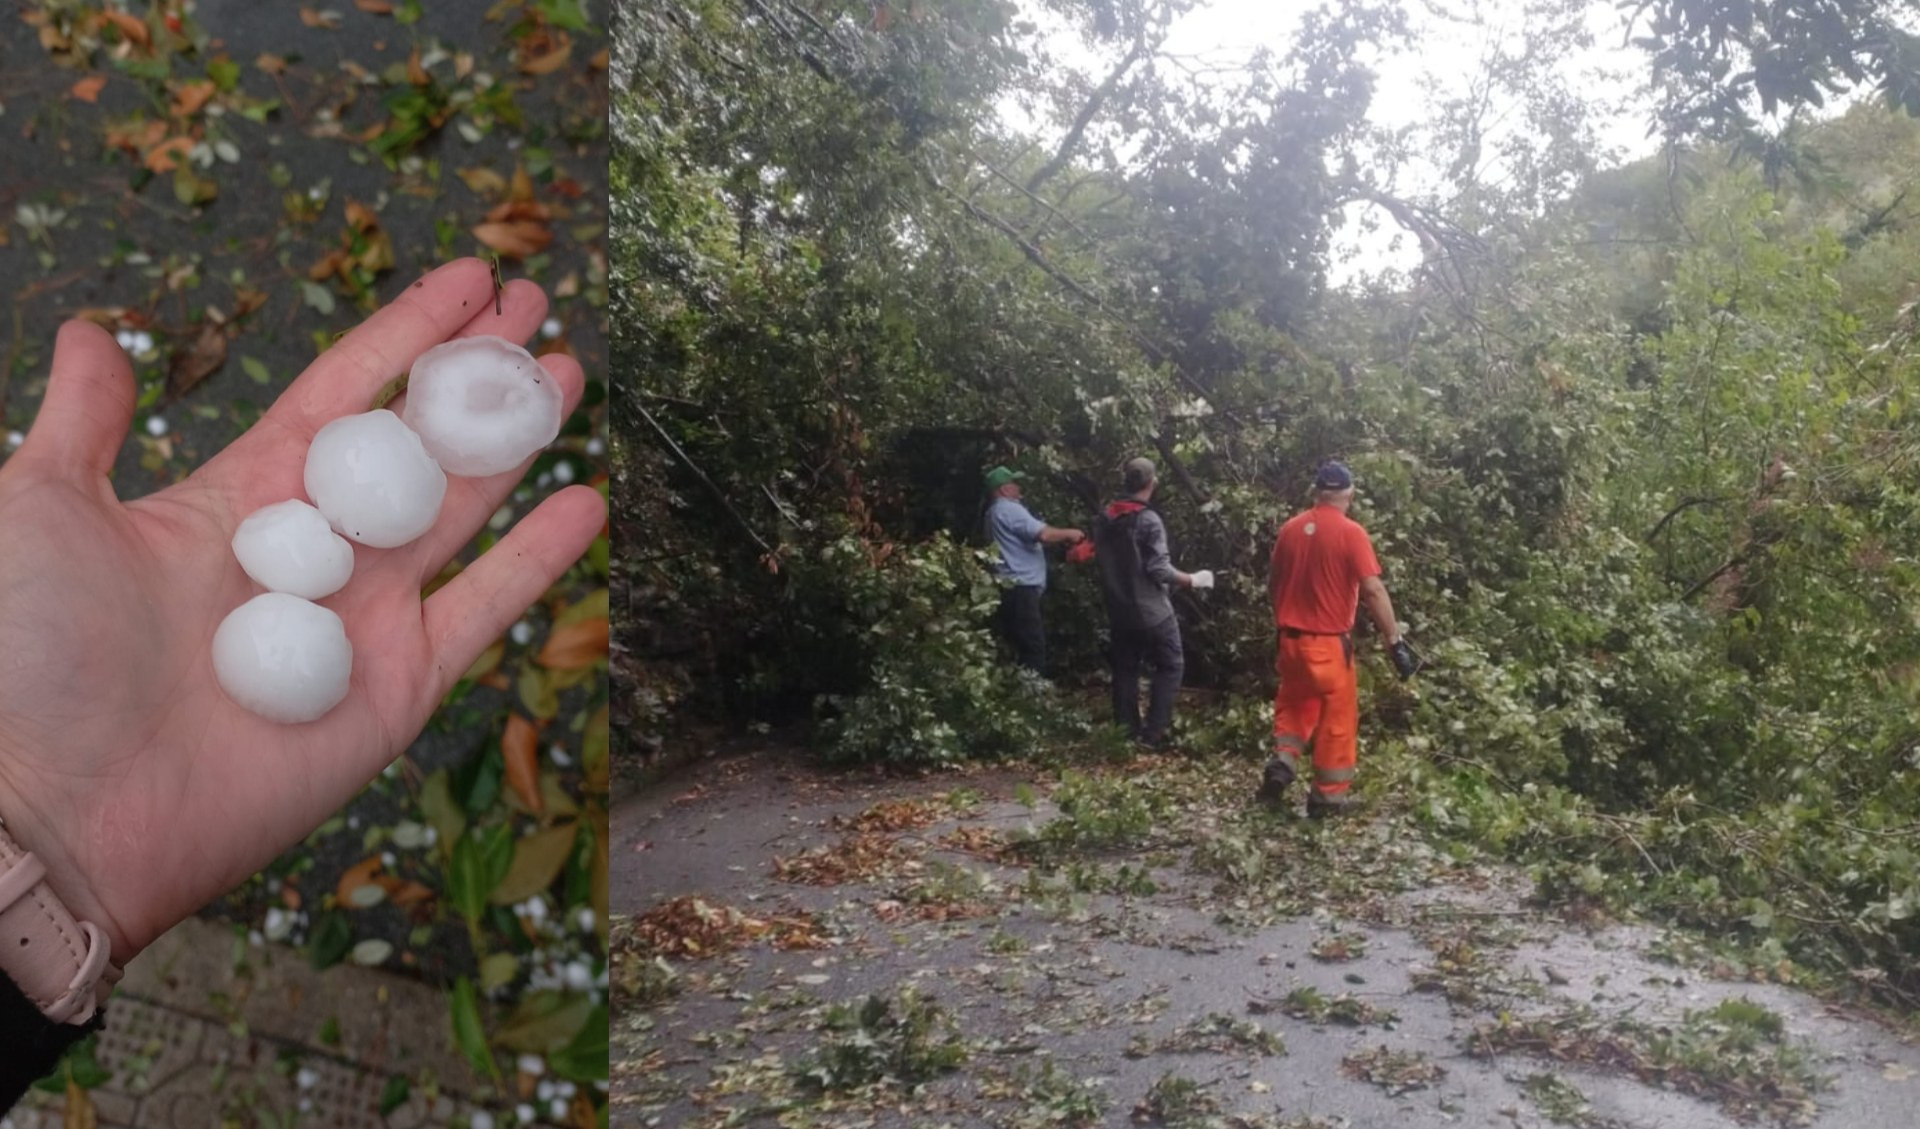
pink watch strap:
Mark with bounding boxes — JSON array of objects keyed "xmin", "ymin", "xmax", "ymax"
[{"xmin": 0, "ymin": 821, "xmax": 122, "ymax": 1025}]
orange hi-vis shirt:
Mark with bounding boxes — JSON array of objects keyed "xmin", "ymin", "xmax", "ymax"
[{"xmin": 1268, "ymin": 505, "xmax": 1381, "ymax": 634}]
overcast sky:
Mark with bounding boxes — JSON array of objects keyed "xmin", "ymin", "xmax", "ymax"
[{"xmin": 1013, "ymin": 0, "xmax": 1660, "ymax": 284}]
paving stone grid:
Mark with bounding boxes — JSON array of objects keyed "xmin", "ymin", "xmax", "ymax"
[{"xmin": 4, "ymin": 919, "xmax": 493, "ymax": 1129}]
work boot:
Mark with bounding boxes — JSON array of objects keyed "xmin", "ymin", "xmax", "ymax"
[
  {"xmin": 1306, "ymin": 792, "xmax": 1363, "ymax": 820},
  {"xmin": 1254, "ymin": 758, "xmax": 1295, "ymax": 809}
]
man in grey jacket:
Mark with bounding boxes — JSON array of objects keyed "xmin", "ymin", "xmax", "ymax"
[{"xmin": 1089, "ymin": 458, "xmax": 1213, "ymax": 748}]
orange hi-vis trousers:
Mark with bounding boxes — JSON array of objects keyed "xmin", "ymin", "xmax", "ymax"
[{"xmin": 1271, "ymin": 631, "xmax": 1358, "ymax": 806}]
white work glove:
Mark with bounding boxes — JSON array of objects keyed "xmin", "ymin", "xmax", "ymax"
[{"xmin": 1189, "ymin": 569, "xmax": 1215, "ymax": 590}]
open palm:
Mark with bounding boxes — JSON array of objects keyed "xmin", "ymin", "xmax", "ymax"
[{"xmin": 0, "ymin": 259, "xmax": 605, "ymax": 964}]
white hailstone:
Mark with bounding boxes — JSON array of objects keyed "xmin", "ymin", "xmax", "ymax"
[
  {"xmin": 231, "ymin": 500, "xmax": 355, "ymax": 600},
  {"xmin": 549, "ymin": 1100, "xmax": 568, "ymax": 1121},
  {"xmin": 516, "ymin": 1104, "xmax": 536, "ymax": 1125},
  {"xmin": 585, "ymin": 437, "xmax": 604, "ymax": 457},
  {"xmin": 248, "ymin": 930, "xmax": 264, "ymax": 947},
  {"xmin": 517, "ymin": 1054, "xmax": 546, "ymax": 1078},
  {"xmin": 304, "ymin": 409, "xmax": 447, "ymax": 548},
  {"xmin": 555, "ymin": 1082, "xmax": 576, "ymax": 1100},
  {"xmin": 213, "ymin": 593, "xmax": 351, "ymax": 723},
  {"xmin": 380, "ymin": 851, "xmax": 397, "ymax": 868},
  {"xmin": 264, "ymin": 908, "xmax": 293, "ymax": 942},
  {"xmin": 535, "ymin": 1082, "xmax": 555, "ymax": 1102},
  {"xmin": 132, "ymin": 332, "xmax": 155, "ymax": 356},
  {"xmin": 549, "ymin": 745, "xmax": 572, "ymax": 768},
  {"xmin": 296, "ymin": 1067, "xmax": 319, "ymax": 1091},
  {"xmin": 563, "ymin": 960, "xmax": 593, "ymax": 991},
  {"xmin": 575, "ymin": 908, "xmax": 595, "ymax": 934},
  {"xmin": 470, "ymin": 1114, "xmax": 495, "ymax": 1129},
  {"xmin": 5, "ymin": 431, "xmax": 23, "ymax": 449},
  {"xmin": 539, "ymin": 317, "xmax": 562, "ymax": 340},
  {"xmin": 552, "ymin": 461, "xmax": 575, "ymax": 485},
  {"xmin": 145, "ymin": 415, "xmax": 169, "ymax": 437},
  {"xmin": 402, "ymin": 335, "xmax": 562, "ymax": 477},
  {"xmin": 536, "ymin": 472, "xmax": 552, "ymax": 489},
  {"xmin": 115, "ymin": 329, "xmax": 137, "ymax": 351},
  {"xmin": 509, "ymin": 621, "xmax": 534, "ymax": 646},
  {"xmin": 489, "ymin": 504, "xmax": 514, "ymax": 531}
]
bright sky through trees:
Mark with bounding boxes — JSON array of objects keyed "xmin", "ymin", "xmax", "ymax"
[{"xmin": 1014, "ymin": 0, "xmax": 1658, "ymax": 284}]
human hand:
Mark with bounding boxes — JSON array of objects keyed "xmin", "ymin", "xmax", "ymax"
[
  {"xmin": 1188, "ymin": 569, "xmax": 1215, "ymax": 590},
  {"xmin": 1064, "ymin": 528, "xmax": 1086, "ymax": 544},
  {"xmin": 0, "ymin": 259, "xmax": 606, "ymax": 965}
]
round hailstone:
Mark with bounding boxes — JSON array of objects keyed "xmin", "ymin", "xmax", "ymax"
[
  {"xmin": 212, "ymin": 593, "xmax": 352, "ymax": 724},
  {"xmin": 303, "ymin": 409, "xmax": 447, "ymax": 548},
  {"xmin": 231, "ymin": 500, "xmax": 355, "ymax": 599},
  {"xmin": 402, "ymin": 335, "xmax": 562, "ymax": 477}
]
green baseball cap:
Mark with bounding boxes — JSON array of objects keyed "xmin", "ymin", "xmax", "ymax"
[{"xmin": 984, "ymin": 465, "xmax": 1025, "ymax": 491}]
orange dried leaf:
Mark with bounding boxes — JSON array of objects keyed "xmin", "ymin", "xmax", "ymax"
[
  {"xmin": 354, "ymin": 0, "xmax": 395, "ymax": 11},
  {"xmin": 509, "ymin": 163, "xmax": 536, "ymax": 203},
  {"xmin": 143, "ymin": 136, "xmax": 194, "ymax": 173},
  {"xmin": 232, "ymin": 287, "xmax": 269, "ymax": 319},
  {"xmin": 503, "ymin": 714, "xmax": 543, "ymax": 814},
  {"xmin": 256, "ymin": 53, "xmax": 288, "ymax": 75},
  {"xmin": 308, "ymin": 249, "xmax": 349, "ymax": 281},
  {"xmin": 589, "ymin": 48, "xmax": 609, "ymax": 71},
  {"xmin": 171, "ymin": 80, "xmax": 216, "ymax": 118},
  {"xmin": 537, "ymin": 618, "xmax": 608, "ymax": 670},
  {"xmin": 378, "ymin": 878, "xmax": 434, "ymax": 907},
  {"xmin": 457, "ymin": 167, "xmax": 508, "ymax": 197},
  {"xmin": 518, "ymin": 40, "xmax": 572, "ymax": 76},
  {"xmin": 299, "ymin": 7, "xmax": 342, "ymax": 29},
  {"xmin": 102, "ymin": 10, "xmax": 149, "ymax": 46},
  {"xmin": 167, "ymin": 323, "xmax": 227, "ymax": 399},
  {"xmin": 64, "ymin": 1081, "xmax": 97, "ymax": 1129},
  {"xmin": 472, "ymin": 220, "xmax": 552, "ymax": 259},
  {"xmin": 407, "ymin": 47, "xmax": 430, "ymax": 86},
  {"xmin": 69, "ymin": 75, "xmax": 107, "ymax": 103},
  {"xmin": 344, "ymin": 199, "xmax": 380, "ymax": 233},
  {"xmin": 335, "ymin": 856, "xmax": 384, "ymax": 905}
]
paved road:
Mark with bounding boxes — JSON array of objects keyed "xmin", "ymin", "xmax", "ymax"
[{"xmin": 616, "ymin": 752, "xmax": 1920, "ymax": 1129}]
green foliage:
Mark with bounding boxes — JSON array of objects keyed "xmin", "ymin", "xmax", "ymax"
[
  {"xmin": 795, "ymin": 990, "xmax": 970, "ymax": 1093},
  {"xmin": 1135, "ymin": 1072, "xmax": 1219, "ymax": 1128},
  {"xmin": 1005, "ymin": 1061, "xmax": 1109, "ymax": 1129},
  {"xmin": 815, "ymin": 534, "xmax": 1058, "ymax": 766},
  {"xmin": 1013, "ymin": 771, "xmax": 1174, "ymax": 860},
  {"xmin": 614, "ymin": 0, "xmax": 1920, "ymax": 1012}
]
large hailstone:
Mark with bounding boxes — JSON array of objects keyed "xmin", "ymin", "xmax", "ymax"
[
  {"xmin": 212, "ymin": 593, "xmax": 353, "ymax": 724},
  {"xmin": 231, "ymin": 500, "xmax": 355, "ymax": 599},
  {"xmin": 402, "ymin": 335, "xmax": 562, "ymax": 477},
  {"xmin": 303, "ymin": 409, "xmax": 447, "ymax": 548}
]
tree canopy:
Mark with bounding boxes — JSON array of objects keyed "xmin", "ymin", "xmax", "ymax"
[{"xmin": 617, "ymin": 0, "xmax": 1920, "ymax": 1003}]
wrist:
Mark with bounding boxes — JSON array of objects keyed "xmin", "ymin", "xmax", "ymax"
[
  {"xmin": 0, "ymin": 814, "xmax": 124, "ymax": 1025},
  {"xmin": 0, "ymin": 773, "xmax": 130, "ymax": 1022}
]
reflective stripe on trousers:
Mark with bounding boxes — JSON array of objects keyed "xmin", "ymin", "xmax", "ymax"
[{"xmin": 1272, "ymin": 632, "xmax": 1359, "ymax": 800}]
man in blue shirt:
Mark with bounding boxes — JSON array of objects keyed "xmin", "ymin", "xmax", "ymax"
[{"xmin": 984, "ymin": 466, "xmax": 1083, "ymax": 675}]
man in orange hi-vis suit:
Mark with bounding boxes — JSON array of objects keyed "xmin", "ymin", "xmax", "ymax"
[{"xmin": 1258, "ymin": 461, "xmax": 1419, "ymax": 816}]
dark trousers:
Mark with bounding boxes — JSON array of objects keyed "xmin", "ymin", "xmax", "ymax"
[
  {"xmin": 999, "ymin": 585, "xmax": 1046, "ymax": 675},
  {"xmin": 1112, "ymin": 615, "xmax": 1184, "ymax": 742}
]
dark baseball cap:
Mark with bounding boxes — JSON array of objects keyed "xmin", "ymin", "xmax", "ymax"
[{"xmin": 1314, "ymin": 461, "xmax": 1354, "ymax": 490}]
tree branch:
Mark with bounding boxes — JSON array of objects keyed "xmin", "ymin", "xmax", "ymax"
[
  {"xmin": 1027, "ymin": 37, "xmax": 1147, "ymax": 194},
  {"xmin": 1646, "ymin": 495, "xmax": 1729, "ymax": 541},
  {"xmin": 636, "ymin": 401, "xmax": 777, "ymax": 559}
]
